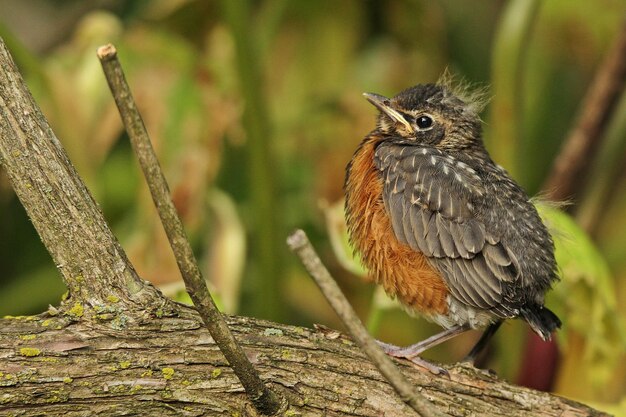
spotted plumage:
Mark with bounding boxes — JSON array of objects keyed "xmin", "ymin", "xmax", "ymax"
[{"xmin": 344, "ymin": 82, "xmax": 561, "ymax": 365}]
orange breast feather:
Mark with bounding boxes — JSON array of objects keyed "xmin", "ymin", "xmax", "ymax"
[{"xmin": 345, "ymin": 136, "xmax": 449, "ymax": 315}]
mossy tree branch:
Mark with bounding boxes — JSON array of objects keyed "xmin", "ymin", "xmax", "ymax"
[
  {"xmin": 0, "ymin": 311, "xmax": 608, "ymax": 416},
  {"xmin": 0, "ymin": 36, "xmax": 166, "ymax": 317}
]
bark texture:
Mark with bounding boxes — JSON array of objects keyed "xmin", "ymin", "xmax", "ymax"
[
  {"xmin": 0, "ymin": 310, "xmax": 608, "ymax": 416},
  {"xmin": 0, "ymin": 35, "xmax": 168, "ymax": 318}
]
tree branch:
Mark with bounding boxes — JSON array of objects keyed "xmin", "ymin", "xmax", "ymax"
[
  {"xmin": 0, "ymin": 37, "xmax": 166, "ymax": 316},
  {"xmin": 287, "ymin": 229, "xmax": 440, "ymax": 417},
  {"xmin": 0, "ymin": 311, "xmax": 608, "ymax": 416},
  {"xmin": 97, "ymin": 44, "xmax": 285, "ymax": 415},
  {"xmin": 543, "ymin": 18, "xmax": 626, "ymax": 201}
]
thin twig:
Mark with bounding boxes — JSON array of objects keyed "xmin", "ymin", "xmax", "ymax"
[
  {"xmin": 287, "ymin": 229, "xmax": 443, "ymax": 417},
  {"xmin": 543, "ymin": 18, "xmax": 626, "ymax": 201},
  {"xmin": 575, "ymin": 92, "xmax": 626, "ymax": 235},
  {"xmin": 97, "ymin": 44, "xmax": 285, "ymax": 416}
]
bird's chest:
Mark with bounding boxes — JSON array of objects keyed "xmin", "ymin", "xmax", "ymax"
[{"xmin": 344, "ymin": 138, "xmax": 450, "ymax": 315}]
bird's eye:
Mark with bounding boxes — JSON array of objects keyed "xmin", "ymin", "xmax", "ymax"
[{"xmin": 415, "ymin": 115, "xmax": 433, "ymax": 130}]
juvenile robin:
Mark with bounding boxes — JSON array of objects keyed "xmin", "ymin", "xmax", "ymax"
[{"xmin": 344, "ymin": 81, "xmax": 561, "ymax": 373}]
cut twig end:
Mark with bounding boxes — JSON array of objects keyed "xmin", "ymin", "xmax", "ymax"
[
  {"xmin": 100, "ymin": 47, "xmax": 285, "ymax": 414},
  {"xmin": 286, "ymin": 229, "xmax": 307, "ymax": 250},
  {"xmin": 287, "ymin": 227, "xmax": 438, "ymax": 416},
  {"xmin": 97, "ymin": 44, "xmax": 117, "ymax": 61}
]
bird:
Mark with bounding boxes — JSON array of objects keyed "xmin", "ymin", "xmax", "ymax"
[{"xmin": 344, "ymin": 80, "xmax": 561, "ymax": 374}]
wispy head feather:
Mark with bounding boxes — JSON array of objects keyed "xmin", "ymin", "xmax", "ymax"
[{"xmin": 437, "ymin": 70, "xmax": 491, "ymax": 116}]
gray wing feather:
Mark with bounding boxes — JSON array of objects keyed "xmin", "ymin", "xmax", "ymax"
[
  {"xmin": 388, "ymin": 193, "xmax": 407, "ymax": 243},
  {"xmin": 445, "ymin": 261, "xmax": 476, "ymax": 307},
  {"xmin": 461, "ymin": 221, "xmax": 486, "ymax": 254},
  {"xmin": 403, "ymin": 204, "xmax": 420, "ymax": 249},
  {"xmin": 375, "ymin": 143, "xmax": 518, "ymax": 314},
  {"xmin": 436, "ymin": 214, "xmax": 458, "ymax": 258},
  {"xmin": 457, "ymin": 259, "xmax": 495, "ymax": 309},
  {"xmin": 425, "ymin": 212, "xmax": 443, "ymax": 257},
  {"xmin": 449, "ymin": 221, "xmax": 472, "ymax": 258},
  {"xmin": 416, "ymin": 210, "xmax": 433, "ymax": 253}
]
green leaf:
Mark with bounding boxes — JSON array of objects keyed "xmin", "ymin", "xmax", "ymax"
[
  {"xmin": 322, "ymin": 199, "xmax": 366, "ymax": 277},
  {"xmin": 537, "ymin": 202, "xmax": 626, "ymax": 388}
]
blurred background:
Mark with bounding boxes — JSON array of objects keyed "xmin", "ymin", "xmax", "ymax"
[{"xmin": 0, "ymin": 0, "xmax": 625, "ymax": 413}]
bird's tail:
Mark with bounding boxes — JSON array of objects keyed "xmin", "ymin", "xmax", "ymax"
[{"xmin": 520, "ymin": 305, "xmax": 561, "ymax": 341}]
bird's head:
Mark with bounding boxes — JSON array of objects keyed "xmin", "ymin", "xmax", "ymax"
[{"xmin": 364, "ymin": 82, "xmax": 488, "ymax": 151}]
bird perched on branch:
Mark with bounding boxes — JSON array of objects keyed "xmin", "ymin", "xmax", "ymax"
[{"xmin": 344, "ymin": 79, "xmax": 561, "ymax": 373}]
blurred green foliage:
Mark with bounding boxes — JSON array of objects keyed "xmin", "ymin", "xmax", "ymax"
[
  {"xmin": 538, "ymin": 203, "xmax": 626, "ymax": 399},
  {"xmin": 0, "ymin": 0, "xmax": 625, "ymax": 411}
]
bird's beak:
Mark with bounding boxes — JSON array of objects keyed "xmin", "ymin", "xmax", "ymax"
[{"xmin": 363, "ymin": 92, "xmax": 414, "ymax": 133}]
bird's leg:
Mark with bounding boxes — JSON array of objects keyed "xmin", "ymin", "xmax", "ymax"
[
  {"xmin": 377, "ymin": 324, "xmax": 471, "ymax": 375},
  {"xmin": 377, "ymin": 324, "xmax": 471, "ymax": 358},
  {"xmin": 462, "ymin": 320, "xmax": 503, "ymax": 364}
]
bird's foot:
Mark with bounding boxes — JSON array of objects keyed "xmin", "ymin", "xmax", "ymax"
[
  {"xmin": 376, "ymin": 340, "xmax": 449, "ymax": 376},
  {"xmin": 460, "ymin": 321, "xmax": 504, "ymax": 367}
]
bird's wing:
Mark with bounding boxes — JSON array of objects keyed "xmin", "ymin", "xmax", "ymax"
[{"xmin": 375, "ymin": 143, "xmax": 519, "ymax": 314}]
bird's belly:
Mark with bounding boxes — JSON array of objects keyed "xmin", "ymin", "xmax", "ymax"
[
  {"xmin": 345, "ymin": 138, "xmax": 450, "ymax": 317},
  {"xmin": 424, "ymin": 298, "xmax": 495, "ymax": 329}
]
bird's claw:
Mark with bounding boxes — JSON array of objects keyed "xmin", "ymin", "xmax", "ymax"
[
  {"xmin": 377, "ymin": 340, "xmax": 449, "ymax": 376},
  {"xmin": 408, "ymin": 356, "xmax": 450, "ymax": 377}
]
